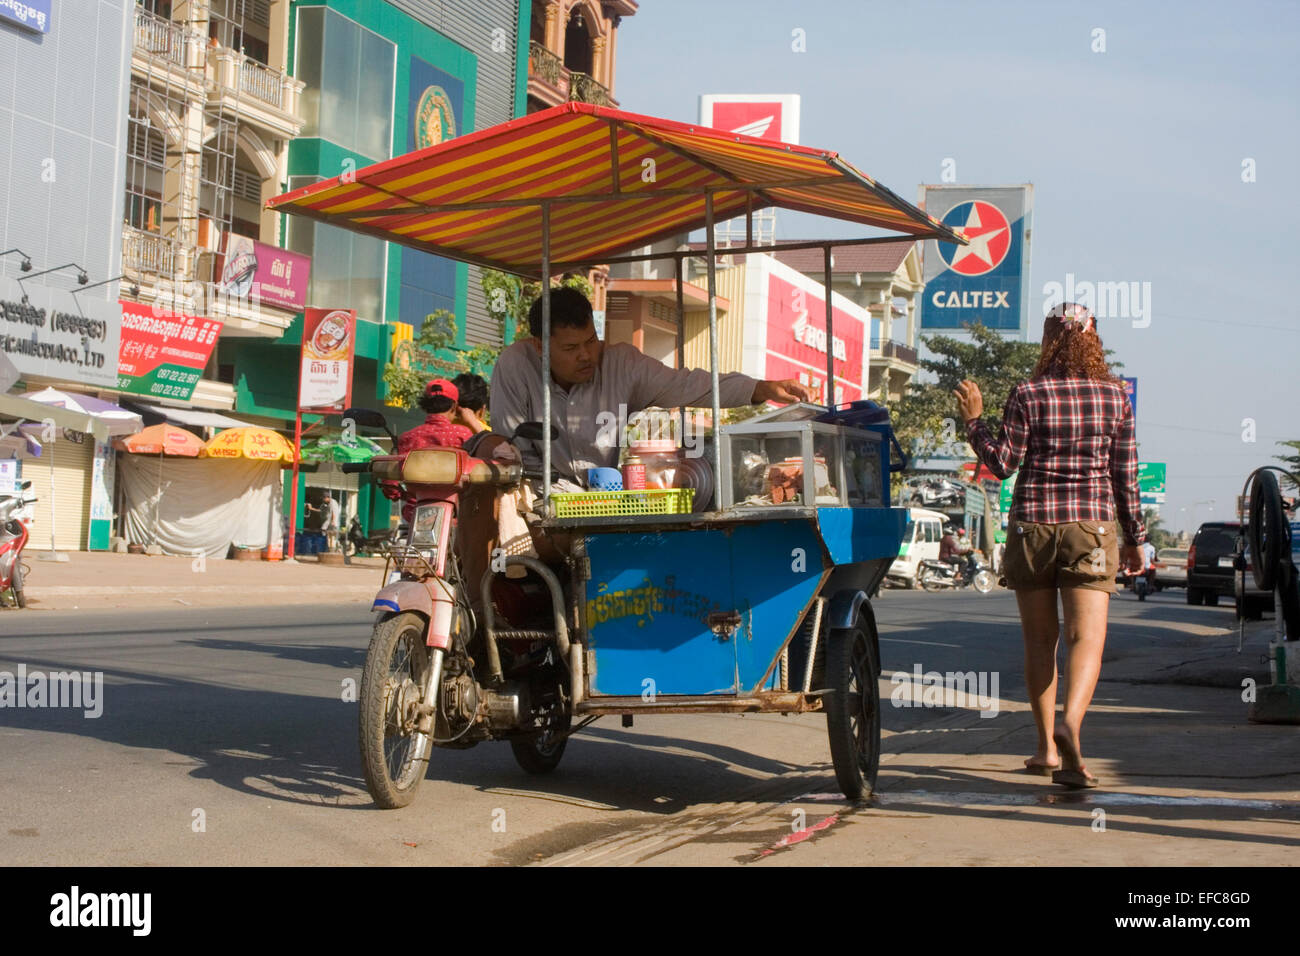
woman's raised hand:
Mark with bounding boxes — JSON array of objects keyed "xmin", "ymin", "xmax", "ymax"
[{"xmin": 953, "ymin": 379, "xmax": 984, "ymax": 421}]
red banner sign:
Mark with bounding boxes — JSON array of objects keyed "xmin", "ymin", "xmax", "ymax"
[
  {"xmin": 117, "ymin": 301, "xmax": 222, "ymax": 401},
  {"xmin": 763, "ymin": 273, "xmax": 865, "ymax": 405},
  {"xmin": 298, "ymin": 308, "xmax": 355, "ymax": 411}
]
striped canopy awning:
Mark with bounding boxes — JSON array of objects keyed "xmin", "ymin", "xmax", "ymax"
[{"xmin": 267, "ymin": 103, "xmax": 964, "ymax": 277}]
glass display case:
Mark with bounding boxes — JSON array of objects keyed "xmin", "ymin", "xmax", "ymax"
[{"xmin": 718, "ymin": 420, "xmax": 885, "ymax": 510}]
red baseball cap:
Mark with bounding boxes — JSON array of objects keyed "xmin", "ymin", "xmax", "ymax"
[{"xmin": 424, "ymin": 378, "xmax": 459, "ymax": 402}]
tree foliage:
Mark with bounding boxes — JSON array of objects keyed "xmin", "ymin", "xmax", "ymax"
[
  {"xmin": 1142, "ymin": 506, "xmax": 1173, "ymax": 549},
  {"xmin": 890, "ymin": 321, "xmax": 1126, "ymax": 471},
  {"xmin": 890, "ymin": 322, "xmax": 1041, "ymax": 464},
  {"xmin": 1274, "ymin": 439, "xmax": 1300, "ymax": 494},
  {"xmin": 381, "ymin": 309, "xmax": 463, "ymax": 411},
  {"xmin": 480, "ymin": 269, "xmax": 594, "ymax": 349}
]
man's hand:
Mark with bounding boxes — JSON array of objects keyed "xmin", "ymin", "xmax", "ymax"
[
  {"xmin": 753, "ymin": 379, "xmax": 812, "ymax": 405},
  {"xmin": 952, "ymin": 379, "xmax": 983, "ymax": 421}
]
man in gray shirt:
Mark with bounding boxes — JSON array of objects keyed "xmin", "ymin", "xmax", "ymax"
[{"xmin": 490, "ymin": 287, "xmax": 811, "ymax": 486}]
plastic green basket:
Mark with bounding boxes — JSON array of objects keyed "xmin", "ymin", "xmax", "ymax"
[{"xmin": 551, "ymin": 487, "xmax": 694, "ymax": 518}]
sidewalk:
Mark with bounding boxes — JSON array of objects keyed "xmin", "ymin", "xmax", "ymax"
[
  {"xmin": 14, "ymin": 551, "xmax": 389, "ymax": 611},
  {"xmin": 717, "ymin": 614, "xmax": 1298, "ymax": 866}
]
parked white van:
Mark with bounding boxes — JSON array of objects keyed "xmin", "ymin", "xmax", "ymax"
[{"xmin": 887, "ymin": 508, "xmax": 949, "ymax": 588}]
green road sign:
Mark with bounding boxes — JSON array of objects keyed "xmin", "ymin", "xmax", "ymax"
[{"xmin": 1138, "ymin": 462, "xmax": 1166, "ymax": 494}]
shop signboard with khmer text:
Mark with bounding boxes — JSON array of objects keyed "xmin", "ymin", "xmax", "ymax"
[
  {"xmin": 299, "ymin": 308, "xmax": 355, "ymax": 412},
  {"xmin": 0, "ymin": 276, "xmax": 121, "ymax": 389},
  {"xmin": 218, "ymin": 235, "xmax": 311, "ymax": 312},
  {"xmin": 117, "ymin": 301, "xmax": 222, "ymax": 402}
]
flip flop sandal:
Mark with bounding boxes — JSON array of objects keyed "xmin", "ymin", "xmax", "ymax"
[
  {"xmin": 1023, "ymin": 761, "xmax": 1062, "ymax": 776},
  {"xmin": 1052, "ymin": 767, "xmax": 1100, "ymax": 789}
]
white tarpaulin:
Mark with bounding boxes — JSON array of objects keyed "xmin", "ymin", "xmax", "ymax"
[{"xmin": 118, "ymin": 455, "xmax": 284, "ymax": 557}]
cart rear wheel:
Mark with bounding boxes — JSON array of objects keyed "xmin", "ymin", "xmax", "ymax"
[
  {"xmin": 824, "ymin": 614, "xmax": 881, "ymax": 800},
  {"xmin": 510, "ymin": 710, "xmax": 570, "ymax": 774}
]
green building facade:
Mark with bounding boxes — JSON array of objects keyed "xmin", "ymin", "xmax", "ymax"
[{"xmin": 217, "ymin": 0, "xmax": 529, "ymax": 535}]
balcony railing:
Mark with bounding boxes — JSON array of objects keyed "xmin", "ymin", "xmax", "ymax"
[
  {"xmin": 238, "ymin": 56, "xmax": 283, "ymax": 108},
  {"xmin": 871, "ymin": 337, "xmax": 918, "ymax": 366},
  {"xmin": 206, "ymin": 49, "xmax": 303, "ymax": 130},
  {"xmin": 122, "ymin": 227, "xmax": 179, "ymax": 278},
  {"xmin": 134, "ymin": 8, "xmax": 190, "ymax": 67},
  {"xmin": 528, "ymin": 42, "xmax": 615, "ymax": 106},
  {"xmin": 569, "ymin": 71, "xmax": 613, "ymax": 106},
  {"xmin": 529, "ymin": 40, "xmax": 563, "ymax": 85}
]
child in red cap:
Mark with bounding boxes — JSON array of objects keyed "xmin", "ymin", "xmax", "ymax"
[
  {"xmin": 396, "ymin": 379, "xmax": 474, "ymax": 453},
  {"xmin": 380, "ymin": 380, "xmax": 476, "ymax": 512}
]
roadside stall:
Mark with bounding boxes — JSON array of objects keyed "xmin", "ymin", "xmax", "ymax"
[
  {"xmin": 117, "ymin": 426, "xmax": 291, "ymax": 558},
  {"xmin": 267, "ymin": 102, "xmax": 966, "ymax": 805},
  {"xmin": 16, "ymin": 388, "xmax": 140, "ymax": 554}
]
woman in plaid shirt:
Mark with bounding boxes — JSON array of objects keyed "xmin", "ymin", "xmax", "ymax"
[{"xmin": 954, "ymin": 303, "xmax": 1145, "ymax": 789}]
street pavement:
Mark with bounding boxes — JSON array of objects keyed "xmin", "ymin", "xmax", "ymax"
[
  {"xmin": 0, "ymin": 586, "xmax": 1295, "ymax": 866},
  {"xmin": 13, "ymin": 551, "xmax": 387, "ymax": 610}
]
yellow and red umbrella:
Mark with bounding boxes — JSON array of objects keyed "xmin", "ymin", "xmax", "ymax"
[
  {"xmin": 114, "ymin": 424, "xmax": 205, "ymax": 457},
  {"xmin": 201, "ymin": 426, "xmax": 295, "ymax": 464}
]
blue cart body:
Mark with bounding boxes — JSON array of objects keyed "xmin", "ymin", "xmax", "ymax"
[{"xmin": 575, "ymin": 505, "xmax": 907, "ymax": 702}]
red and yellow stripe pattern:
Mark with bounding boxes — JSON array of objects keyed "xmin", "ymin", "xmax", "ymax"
[{"xmin": 267, "ymin": 102, "xmax": 961, "ymax": 276}]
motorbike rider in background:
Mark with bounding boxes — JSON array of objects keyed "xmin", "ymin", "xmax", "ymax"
[{"xmin": 939, "ymin": 524, "xmax": 978, "ymax": 581}]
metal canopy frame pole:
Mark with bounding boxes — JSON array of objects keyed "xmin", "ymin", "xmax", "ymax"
[
  {"xmin": 674, "ymin": 255, "xmax": 686, "ymax": 443},
  {"xmin": 823, "ymin": 244, "xmax": 835, "ymax": 410},
  {"xmin": 540, "ymin": 201, "xmax": 552, "ymax": 509},
  {"xmin": 550, "ymin": 234, "xmax": 939, "ymax": 274},
  {"xmin": 704, "ymin": 191, "xmax": 723, "ymax": 491}
]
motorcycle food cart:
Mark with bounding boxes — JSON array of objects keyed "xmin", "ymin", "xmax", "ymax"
[{"xmin": 268, "ymin": 102, "xmax": 966, "ymax": 806}]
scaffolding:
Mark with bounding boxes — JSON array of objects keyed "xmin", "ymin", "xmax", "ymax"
[{"xmin": 124, "ymin": 0, "xmax": 263, "ymax": 299}]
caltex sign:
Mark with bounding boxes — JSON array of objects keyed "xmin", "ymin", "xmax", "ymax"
[{"xmin": 919, "ymin": 185, "xmax": 1033, "ymax": 336}]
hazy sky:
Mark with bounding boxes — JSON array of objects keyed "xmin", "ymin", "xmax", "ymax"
[{"xmin": 614, "ymin": 0, "xmax": 1300, "ymax": 535}]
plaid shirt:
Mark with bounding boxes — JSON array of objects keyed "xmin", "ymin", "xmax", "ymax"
[{"xmin": 966, "ymin": 376, "xmax": 1146, "ymax": 545}]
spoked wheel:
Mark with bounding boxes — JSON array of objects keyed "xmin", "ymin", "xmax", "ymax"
[
  {"xmin": 972, "ymin": 570, "xmax": 995, "ymax": 593},
  {"xmin": 824, "ymin": 614, "xmax": 881, "ymax": 800},
  {"xmin": 359, "ymin": 611, "xmax": 436, "ymax": 808},
  {"xmin": 510, "ymin": 693, "xmax": 570, "ymax": 774},
  {"xmin": 919, "ymin": 568, "xmax": 945, "ymax": 592}
]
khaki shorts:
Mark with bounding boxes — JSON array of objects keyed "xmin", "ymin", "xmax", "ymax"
[{"xmin": 1003, "ymin": 519, "xmax": 1119, "ymax": 594}]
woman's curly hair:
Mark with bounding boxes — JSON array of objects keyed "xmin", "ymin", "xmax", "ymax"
[{"xmin": 1031, "ymin": 302, "xmax": 1120, "ymax": 383}]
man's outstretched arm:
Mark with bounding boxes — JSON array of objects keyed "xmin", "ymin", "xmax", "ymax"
[{"xmin": 621, "ymin": 345, "xmax": 812, "ymax": 411}]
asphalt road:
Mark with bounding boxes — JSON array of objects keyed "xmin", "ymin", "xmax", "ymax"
[{"xmin": 1, "ymin": 587, "xmax": 1295, "ymax": 866}]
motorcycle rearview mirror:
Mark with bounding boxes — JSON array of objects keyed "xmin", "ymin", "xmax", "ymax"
[
  {"xmin": 20, "ymin": 481, "xmax": 32, "ymax": 490},
  {"xmin": 512, "ymin": 421, "xmax": 560, "ymax": 442},
  {"xmin": 342, "ymin": 407, "xmax": 398, "ymax": 443}
]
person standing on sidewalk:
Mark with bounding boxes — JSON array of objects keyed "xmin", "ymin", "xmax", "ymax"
[{"xmin": 953, "ymin": 302, "xmax": 1145, "ymax": 788}]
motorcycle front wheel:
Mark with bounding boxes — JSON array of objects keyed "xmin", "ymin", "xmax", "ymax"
[
  {"xmin": 972, "ymin": 570, "xmax": 996, "ymax": 593},
  {"xmin": 359, "ymin": 611, "xmax": 435, "ymax": 808}
]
